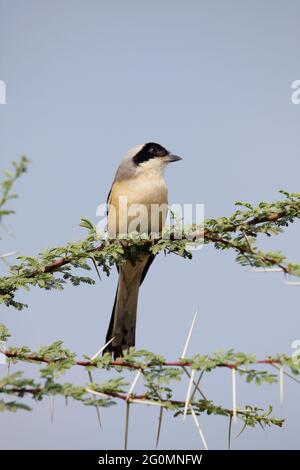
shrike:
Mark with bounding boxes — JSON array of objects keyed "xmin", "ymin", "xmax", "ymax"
[{"xmin": 104, "ymin": 142, "xmax": 182, "ymax": 357}]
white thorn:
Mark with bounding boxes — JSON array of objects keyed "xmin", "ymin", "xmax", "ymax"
[
  {"xmin": 85, "ymin": 387, "xmax": 110, "ymax": 399},
  {"xmin": 183, "ymin": 368, "xmax": 196, "ymax": 421},
  {"xmin": 232, "ymin": 368, "xmax": 237, "ymax": 423},
  {"xmin": 126, "ymin": 370, "xmax": 142, "ymax": 400},
  {"xmin": 88, "ymin": 339, "xmax": 116, "ymax": 428},
  {"xmin": 190, "ymin": 369, "xmax": 206, "ymax": 401},
  {"xmin": 271, "ymin": 363, "xmax": 300, "ymax": 384},
  {"xmin": 189, "ymin": 405, "xmax": 208, "ymax": 450},
  {"xmin": 284, "ymin": 281, "xmax": 300, "ymax": 286},
  {"xmin": 181, "ymin": 308, "xmax": 198, "ymax": 359},
  {"xmin": 0, "ymin": 341, "xmax": 7, "ymax": 365},
  {"xmin": 249, "ymin": 267, "xmax": 283, "ymax": 273},
  {"xmin": 279, "ymin": 366, "xmax": 284, "ymax": 406},
  {"xmin": 0, "ymin": 251, "xmax": 17, "ymax": 259},
  {"xmin": 87, "ymin": 370, "xmax": 102, "ymax": 427},
  {"xmin": 124, "ymin": 402, "xmax": 130, "ymax": 450},
  {"xmin": 130, "ymin": 398, "xmax": 165, "ymax": 407},
  {"xmin": 156, "ymin": 407, "xmax": 164, "ymax": 449},
  {"xmin": 87, "ymin": 370, "xmax": 93, "ymax": 383},
  {"xmin": 91, "ymin": 336, "xmax": 115, "ymax": 360},
  {"xmin": 85, "ymin": 391, "xmax": 166, "ymax": 408}
]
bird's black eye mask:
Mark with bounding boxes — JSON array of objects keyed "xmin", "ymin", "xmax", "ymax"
[{"xmin": 133, "ymin": 142, "xmax": 169, "ymax": 165}]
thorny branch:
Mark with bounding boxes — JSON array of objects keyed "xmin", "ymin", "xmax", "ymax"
[
  {"xmin": 0, "ymin": 343, "xmax": 289, "ymax": 433},
  {"xmin": 1, "ymin": 157, "xmax": 300, "ymax": 447},
  {"xmin": 1, "ymin": 189, "xmax": 300, "ymax": 309},
  {"xmin": 0, "ymin": 347, "xmax": 290, "ymax": 370}
]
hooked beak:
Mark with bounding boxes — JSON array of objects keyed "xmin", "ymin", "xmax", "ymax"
[{"xmin": 165, "ymin": 153, "xmax": 183, "ymax": 163}]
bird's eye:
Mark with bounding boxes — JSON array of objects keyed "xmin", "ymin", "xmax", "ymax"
[{"xmin": 149, "ymin": 146, "xmax": 155, "ymax": 154}]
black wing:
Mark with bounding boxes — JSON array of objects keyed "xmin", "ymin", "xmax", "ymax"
[
  {"xmin": 106, "ymin": 186, "xmax": 112, "ymax": 217},
  {"xmin": 140, "ymin": 255, "xmax": 155, "ymax": 285}
]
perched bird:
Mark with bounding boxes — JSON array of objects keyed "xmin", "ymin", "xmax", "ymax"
[{"xmin": 104, "ymin": 142, "xmax": 182, "ymax": 358}]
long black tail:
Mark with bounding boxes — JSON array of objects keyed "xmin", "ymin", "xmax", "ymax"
[{"xmin": 104, "ymin": 255, "xmax": 154, "ymax": 358}]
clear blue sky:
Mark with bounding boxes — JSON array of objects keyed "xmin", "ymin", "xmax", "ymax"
[{"xmin": 1, "ymin": 0, "xmax": 300, "ymax": 449}]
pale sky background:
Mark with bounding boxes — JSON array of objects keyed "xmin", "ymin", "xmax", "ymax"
[{"xmin": 0, "ymin": 0, "xmax": 300, "ymax": 450}]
